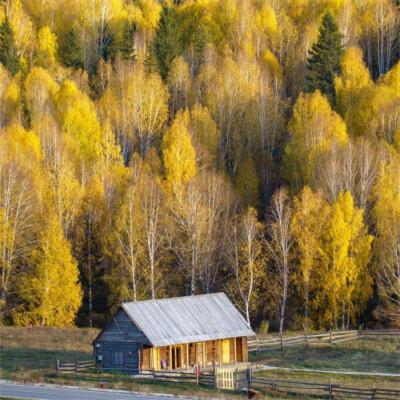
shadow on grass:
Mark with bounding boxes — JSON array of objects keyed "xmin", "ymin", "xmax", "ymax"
[{"xmin": 0, "ymin": 347, "xmax": 92, "ymax": 379}]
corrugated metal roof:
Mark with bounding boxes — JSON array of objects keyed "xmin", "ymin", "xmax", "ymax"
[{"xmin": 121, "ymin": 292, "xmax": 255, "ymax": 347}]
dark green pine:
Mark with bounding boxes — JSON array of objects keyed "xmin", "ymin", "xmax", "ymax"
[
  {"xmin": 120, "ymin": 21, "xmax": 137, "ymax": 62},
  {"xmin": 59, "ymin": 28, "xmax": 84, "ymax": 69},
  {"xmin": 305, "ymin": 13, "xmax": 344, "ymax": 102},
  {"xmin": 153, "ymin": 5, "xmax": 182, "ymax": 80},
  {"xmin": 0, "ymin": 16, "xmax": 20, "ymax": 75}
]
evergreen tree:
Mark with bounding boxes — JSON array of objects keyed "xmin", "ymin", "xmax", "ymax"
[
  {"xmin": 120, "ymin": 21, "xmax": 137, "ymax": 62},
  {"xmin": 59, "ymin": 28, "xmax": 84, "ymax": 69},
  {"xmin": 305, "ymin": 13, "xmax": 343, "ymax": 102},
  {"xmin": 153, "ymin": 5, "xmax": 182, "ymax": 80},
  {"xmin": 0, "ymin": 16, "xmax": 19, "ymax": 75}
]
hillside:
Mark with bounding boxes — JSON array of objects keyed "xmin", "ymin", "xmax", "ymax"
[{"xmin": 0, "ymin": 0, "xmax": 399, "ymax": 332}]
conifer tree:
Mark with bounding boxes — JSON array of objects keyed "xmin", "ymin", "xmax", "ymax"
[
  {"xmin": 14, "ymin": 216, "xmax": 82, "ymax": 327},
  {"xmin": 0, "ymin": 16, "xmax": 19, "ymax": 75},
  {"xmin": 305, "ymin": 13, "xmax": 344, "ymax": 102},
  {"xmin": 59, "ymin": 28, "xmax": 83, "ymax": 69},
  {"xmin": 153, "ymin": 5, "xmax": 182, "ymax": 80},
  {"xmin": 120, "ymin": 21, "xmax": 137, "ymax": 62}
]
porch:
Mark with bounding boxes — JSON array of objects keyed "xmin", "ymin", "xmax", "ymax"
[{"xmin": 141, "ymin": 337, "xmax": 248, "ymax": 372}]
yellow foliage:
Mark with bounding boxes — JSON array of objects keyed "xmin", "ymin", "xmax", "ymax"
[
  {"xmin": 133, "ymin": 0, "xmax": 162, "ymax": 31},
  {"xmin": 255, "ymin": 3, "xmax": 277, "ymax": 36},
  {"xmin": 168, "ymin": 56, "xmax": 191, "ymax": 113},
  {"xmin": 162, "ymin": 111, "xmax": 197, "ymax": 195},
  {"xmin": 291, "ymin": 186, "xmax": 330, "ymax": 325},
  {"xmin": 284, "ymin": 91, "xmax": 348, "ymax": 187},
  {"xmin": 348, "ymin": 63, "xmax": 400, "ymax": 143},
  {"xmin": 373, "ymin": 151, "xmax": 400, "ymax": 323},
  {"xmin": 318, "ymin": 191, "xmax": 373, "ymax": 327},
  {"xmin": 187, "ymin": 104, "xmax": 220, "ymax": 167},
  {"xmin": 36, "ymin": 26, "xmax": 58, "ymax": 68},
  {"xmin": 0, "ymin": 70, "xmax": 20, "ymax": 125},
  {"xmin": 56, "ymin": 80, "xmax": 103, "ymax": 171},
  {"xmin": 380, "ymin": 61, "xmax": 400, "ymax": 97},
  {"xmin": 260, "ymin": 49, "xmax": 283, "ymax": 81},
  {"xmin": 14, "ymin": 215, "xmax": 82, "ymax": 327},
  {"xmin": 0, "ymin": 124, "xmax": 42, "ymax": 168},
  {"xmin": 0, "ymin": 0, "xmax": 34, "ymax": 57},
  {"xmin": 335, "ymin": 46, "xmax": 372, "ymax": 119},
  {"xmin": 25, "ymin": 67, "xmax": 58, "ymax": 124}
]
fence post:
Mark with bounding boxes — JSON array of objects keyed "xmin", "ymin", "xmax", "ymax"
[
  {"xmin": 56, "ymin": 360, "xmax": 59, "ymax": 376},
  {"xmin": 280, "ymin": 333, "xmax": 284, "ymax": 351},
  {"xmin": 329, "ymin": 327, "xmax": 333, "ymax": 345},
  {"xmin": 358, "ymin": 324, "xmax": 362, "ymax": 340},
  {"xmin": 303, "ymin": 324, "xmax": 309, "ymax": 347},
  {"xmin": 329, "ymin": 382, "xmax": 332, "ymax": 399},
  {"xmin": 272, "ymin": 375, "xmax": 276, "ymax": 391},
  {"xmin": 371, "ymin": 384, "xmax": 376, "ymax": 399},
  {"xmin": 75, "ymin": 361, "xmax": 78, "ymax": 375}
]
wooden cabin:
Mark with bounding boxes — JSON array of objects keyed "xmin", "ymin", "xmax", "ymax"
[{"xmin": 93, "ymin": 292, "xmax": 255, "ymax": 374}]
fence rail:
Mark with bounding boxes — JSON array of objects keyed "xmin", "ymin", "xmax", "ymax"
[
  {"xmin": 140, "ymin": 369, "xmax": 215, "ymax": 387},
  {"xmin": 248, "ymin": 329, "xmax": 400, "ymax": 352},
  {"xmin": 56, "ymin": 359, "xmax": 95, "ymax": 374},
  {"xmin": 251, "ymin": 376, "xmax": 400, "ymax": 399}
]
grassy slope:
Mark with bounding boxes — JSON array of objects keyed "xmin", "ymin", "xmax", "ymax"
[
  {"xmin": 251, "ymin": 337, "xmax": 400, "ymax": 390},
  {"xmin": 0, "ymin": 326, "xmax": 98, "ymax": 381},
  {"xmin": 0, "ymin": 326, "xmax": 247, "ymax": 399},
  {"xmin": 1, "ymin": 327, "xmax": 399, "ymax": 398}
]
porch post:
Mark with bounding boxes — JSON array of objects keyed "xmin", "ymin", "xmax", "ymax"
[
  {"xmin": 234, "ymin": 337, "xmax": 237, "ymax": 364},
  {"xmin": 186, "ymin": 344, "xmax": 189, "ymax": 370},
  {"xmin": 169, "ymin": 346, "xmax": 172, "ymax": 370},
  {"xmin": 219, "ymin": 340, "xmax": 222, "ymax": 366}
]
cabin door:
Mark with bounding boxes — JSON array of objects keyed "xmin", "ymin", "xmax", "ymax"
[
  {"xmin": 222, "ymin": 339, "xmax": 230, "ymax": 364},
  {"xmin": 172, "ymin": 345, "xmax": 182, "ymax": 369}
]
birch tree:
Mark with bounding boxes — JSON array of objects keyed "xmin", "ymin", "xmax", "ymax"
[
  {"xmin": 266, "ymin": 188, "xmax": 293, "ymax": 338},
  {"xmin": 229, "ymin": 207, "xmax": 264, "ymax": 326}
]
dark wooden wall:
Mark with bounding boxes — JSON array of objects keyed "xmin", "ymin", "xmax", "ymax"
[{"xmin": 93, "ymin": 308, "xmax": 150, "ymax": 374}]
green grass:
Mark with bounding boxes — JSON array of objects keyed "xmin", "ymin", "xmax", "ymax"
[
  {"xmin": 250, "ymin": 336, "xmax": 400, "ymax": 373},
  {"xmin": 254, "ymin": 368, "xmax": 400, "ymax": 391},
  {"xmin": 0, "ymin": 398, "xmax": 26, "ymax": 400},
  {"xmin": 251, "ymin": 336, "xmax": 400, "ymax": 392}
]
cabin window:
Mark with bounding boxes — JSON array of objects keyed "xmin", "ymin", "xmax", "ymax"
[{"xmin": 113, "ymin": 351, "xmax": 124, "ymax": 365}]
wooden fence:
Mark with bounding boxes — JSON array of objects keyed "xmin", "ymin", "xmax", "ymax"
[
  {"xmin": 251, "ymin": 376, "xmax": 400, "ymax": 399},
  {"xmin": 56, "ymin": 359, "xmax": 95, "ymax": 374},
  {"xmin": 140, "ymin": 369, "xmax": 215, "ymax": 387},
  {"xmin": 56, "ymin": 368, "xmax": 215, "ymax": 387},
  {"xmin": 248, "ymin": 329, "xmax": 400, "ymax": 352}
]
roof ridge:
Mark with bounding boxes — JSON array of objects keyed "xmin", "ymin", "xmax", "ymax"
[{"xmin": 121, "ymin": 291, "xmax": 225, "ymax": 306}]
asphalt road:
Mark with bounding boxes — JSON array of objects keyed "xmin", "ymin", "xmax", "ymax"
[{"xmin": 0, "ymin": 383, "xmax": 188, "ymax": 400}]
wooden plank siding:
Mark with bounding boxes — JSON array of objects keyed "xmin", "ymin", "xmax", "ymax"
[
  {"xmin": 93, "ymin": 308, "xmax": 150, "ymax": 374},
  {"xmin": 95, "ymin": 308, "xmax": 150, "ymax": 344}
]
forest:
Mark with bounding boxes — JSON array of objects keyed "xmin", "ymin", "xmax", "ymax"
[{"xmin": 0, "ymin": 0, "xmax": 399, "ymax": 333}]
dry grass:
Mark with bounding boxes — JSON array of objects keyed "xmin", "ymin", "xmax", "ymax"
[
  {"xmin": 0, "ymin": 326, "xmax": 98, "ymax": 382},
  {"xmin": 0, "ymin": 325, "xmax": 99, "ymax": 352}
]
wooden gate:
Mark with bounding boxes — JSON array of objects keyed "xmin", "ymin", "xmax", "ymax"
[{"xmin": 215, "ymin": 364, "xmax": 250, "ymax": 390}]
